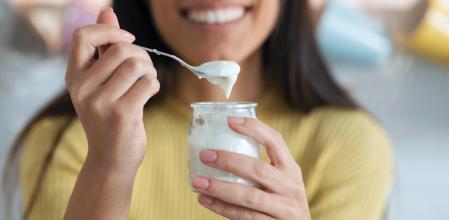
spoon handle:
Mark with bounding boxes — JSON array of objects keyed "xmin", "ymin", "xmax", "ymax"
[{"xmin": 135, "ymin": 45, "xmax": 193, "ymax": 69}]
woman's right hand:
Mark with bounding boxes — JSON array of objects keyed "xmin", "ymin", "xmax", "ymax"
[{"xmin": 65, "ymin": 8, "xmax": 159, "ymax": 170}]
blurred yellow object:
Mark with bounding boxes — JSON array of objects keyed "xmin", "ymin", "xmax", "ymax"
[{"xmin": 404, "ymin": 0, "xmax": 449, "ymax": 62}]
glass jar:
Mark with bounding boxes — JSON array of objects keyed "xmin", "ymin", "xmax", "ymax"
[{"xmin": 188, "ymin": 102, "xmax": 259, "ymax": 188}]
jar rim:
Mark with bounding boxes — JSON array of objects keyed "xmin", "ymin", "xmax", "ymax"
[{"xmin": 191, "ymin": 102, "xmax": 257, "ymax": 109}]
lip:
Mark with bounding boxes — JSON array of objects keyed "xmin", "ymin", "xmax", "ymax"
[{"xmin": 179, "ymin": 2, "xmax": 254, "ymax": 31}]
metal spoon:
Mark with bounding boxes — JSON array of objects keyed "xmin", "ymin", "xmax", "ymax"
[{"xmin": 136, "ymin": 45, "xmax": 238, "ymax": 78}]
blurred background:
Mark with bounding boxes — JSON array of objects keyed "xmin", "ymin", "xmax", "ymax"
[{"xmin": 0, "ymin": 0, "xmax": 448, "ymax": 219}]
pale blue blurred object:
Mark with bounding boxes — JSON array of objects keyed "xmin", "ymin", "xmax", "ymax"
[{"xmin": 317, "ymin": 1, "xmax": 393, "ymax": 65}]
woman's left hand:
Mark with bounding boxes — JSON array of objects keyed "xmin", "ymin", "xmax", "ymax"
[{"xmin": 192, "ymin": 117, "xmax": 312, "ymax": 220}]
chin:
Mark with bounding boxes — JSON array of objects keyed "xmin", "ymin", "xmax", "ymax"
[{"xmin": 182, "ymin": 44, "xmax": 247, "ymax": 65}]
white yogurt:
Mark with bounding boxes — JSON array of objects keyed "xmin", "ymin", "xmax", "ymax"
[{"xmin": 193, "ymin": 61, "xmax": 240, "ymax": 98}]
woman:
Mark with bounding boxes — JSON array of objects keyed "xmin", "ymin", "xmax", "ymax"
[{"xmin": 7, "ymin": 0, "xmax": 393, "ymax": 219}]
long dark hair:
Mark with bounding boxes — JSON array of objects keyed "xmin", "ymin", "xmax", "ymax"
[{"xmin": 3, "ymin": 0, "xmax": 357, "ymax": 219}]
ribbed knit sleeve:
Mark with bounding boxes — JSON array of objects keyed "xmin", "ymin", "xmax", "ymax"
[
  {"xmin": 20, "ymin": 117, "xmax": 87, "ymax": 220},
  {"xmin": 306, "ymin": 109, "xmax": 394, "ymax": 220}
]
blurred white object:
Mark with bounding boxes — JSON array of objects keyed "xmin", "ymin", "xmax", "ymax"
[{"xmin": 7, "ymin": 0, "xmax": 111, "ymax": 53}]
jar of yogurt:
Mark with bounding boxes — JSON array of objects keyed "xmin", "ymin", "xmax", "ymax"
[{"xmin": 188, "ymin": 102, "xmax": 259, "ymax": 188}]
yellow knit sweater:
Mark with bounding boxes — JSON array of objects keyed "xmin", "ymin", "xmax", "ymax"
[{"xmin": 20, "ymin": 91, "xmax": 393, "ymax": 220}]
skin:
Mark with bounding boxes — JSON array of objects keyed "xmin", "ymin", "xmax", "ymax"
[{"xmin": 64, "ymin": 0, "xmax": 312, "ymax": 219}]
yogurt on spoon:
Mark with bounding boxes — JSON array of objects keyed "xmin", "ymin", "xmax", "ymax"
[
  {"xmin": 136, "ymin": 45, "xmax": 240, "ymax": 98},
  {"xmin": 193, "ymin": 61, "xmax": 240, "ymax": 98}
]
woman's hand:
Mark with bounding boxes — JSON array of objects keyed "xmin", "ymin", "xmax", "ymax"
[
  {"xmin": 64, "ymin": 8, "xmax": 159, "ymax": 220},
  {"xmin": 66, "ymin": 8, "xmax": 159, "ymax": 169},
  {"xmin": 192, "ymin": 117, "xmax": 311, "ymax": 220}
]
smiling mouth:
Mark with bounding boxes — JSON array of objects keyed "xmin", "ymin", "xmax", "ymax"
[{"xmin": 181, "ymin": 6, "xmax": 253, "ymax": 25}]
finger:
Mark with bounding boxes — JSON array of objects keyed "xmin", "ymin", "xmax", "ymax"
[
  {"xmin": 80, "ymin": 45, "xmax": 151, "ymax": 95},
  {"xmin": 199, "ymin": 150, "xmax": 292, "ymax": 194},
  {"xmin": 95, "ymin": 57, "xmax": 156, "ymax": 101},
  {"xmin": 120, "ymin": 74, "xmax": 160, "ymax": 107},
  {"xmin": 96, "ymin": 7, "xmax": 120, "ymax": 55},
  {"xmin": 68, "ymin": 24, "xmax": 135, "ymax": 72},
  {"xmin": 227, "ymin": 117, "xmax": 296, "ymax": 168},
  {"xmin": 198, "ymin": 194, "xmax": 273, "ymax": 220},
  {"xmin": 192, "ymin": 177, "xmax": 289, "ymax": 218}
]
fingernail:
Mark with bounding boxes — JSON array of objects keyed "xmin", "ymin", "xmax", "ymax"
[
  {"xmin": 228, "ymin": 116, "xmax": 245, "ymax": 125},
  {"xmin": 121, "ymin": 30, "xmax": 136, "ymax": 41},
  {"xmin": 198, "ymin": 194, "xmax": 213, "ymax": 205},
  {"xmin": 192, "ymin": 176, "xmax": 210, "ymax": 190},
  {"xmin": 200, "ymin": 150, "xmax": 217, "ymax": 163},
  {"xmin": 100, "ymin": 6, "xmax": 113, "ymax": 13}
]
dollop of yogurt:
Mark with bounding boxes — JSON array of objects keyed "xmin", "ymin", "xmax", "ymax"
[{"xmin": 194, "ymin": 61, "xmax": 240, "ymax": 98}]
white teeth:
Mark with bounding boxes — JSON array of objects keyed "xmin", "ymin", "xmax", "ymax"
[{"xmin": 187, "ymin": 7, "xmax": 245, "ymax": 24}]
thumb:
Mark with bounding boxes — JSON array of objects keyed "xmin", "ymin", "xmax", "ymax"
[
  {"xmin": 97, "ymin": 7, "xmax": 121, "ymax": 54},
  {"xmin": 96, "ymin": 6, "xmax": 120, "ymax": 27}
]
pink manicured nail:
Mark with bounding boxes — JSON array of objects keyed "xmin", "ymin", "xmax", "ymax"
[
  {"xmin": 192, "ymin": 176, "xmax": 210, "ymax": 189},
  {"xmin": 200, "ymin": 150, "xmax": 217, "ymax": 162},
  {"xmin": 228, "ymin": 116, "xmax": 245, "ymax": 125},
  {"xmin": 198, "ymin": 194, "xmax": 213, "ymax": 205}
]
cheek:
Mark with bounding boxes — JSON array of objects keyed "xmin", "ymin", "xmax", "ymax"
[
  {"xmin": 233, "ymin": 1, "xmax": 280, "ymax": 58},
  {"xmin": 150, "ymin": 0, "xmax": 180, "ymax": 38},
  {"xmin": 254, "ymin": 1, "xmax": 281, "ymax": 38},
  {"xmin": 217, "ymin": 1, "xmax": 280, "ymax": 62},
  {"xmin": 150, "ymin": 0, "xmax": 202, "ymax": 63}
]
